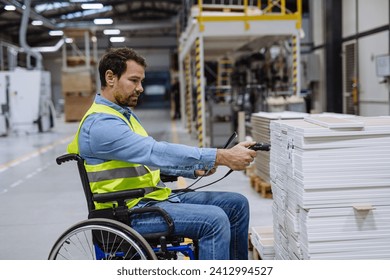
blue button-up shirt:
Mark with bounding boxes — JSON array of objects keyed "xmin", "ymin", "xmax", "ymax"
[{"xmin": 78, "ymin": 94, "xmax": 217, "ymax": 179}]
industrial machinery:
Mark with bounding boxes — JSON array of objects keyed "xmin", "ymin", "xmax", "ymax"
[
  {"xmin": 0, "ymin": 0, "xmax": 55, "ymax": 136},
  {"xmin": 178, "ymin": 0, "xmax": 303, "ymax": 146},
  {"xmin": 0, "ymin": 67, "xmax": 54, "ymax": 135}
]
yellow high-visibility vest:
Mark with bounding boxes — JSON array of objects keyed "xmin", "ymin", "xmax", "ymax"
[{"xmin": 67, "ymin": 102, "xmax": 171, "ymax": 209}]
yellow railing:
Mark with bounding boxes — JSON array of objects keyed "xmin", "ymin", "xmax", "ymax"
[{"xmin": 195, "ymin": 0, "xmax": 302, "ymax": 30}]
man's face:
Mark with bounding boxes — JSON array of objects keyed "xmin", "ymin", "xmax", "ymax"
[{"xmin": 112, "ymin": 60, "xmax": 145, "ymax": 108}]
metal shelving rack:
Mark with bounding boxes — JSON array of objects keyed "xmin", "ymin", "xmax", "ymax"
[
  {"xmin": 61, "ymin": 29, "xmax": 98, "ymax": 122},
  {"xmin": 178, "ymin": 0, "xmax": 302, "ymax": 147}
]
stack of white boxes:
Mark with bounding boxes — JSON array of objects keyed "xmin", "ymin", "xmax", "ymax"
[
  {"xmin": 270, "ymin": 114, "xmax": 390, "ymax": 259},
  {"xmin": 251, "ymin": 111, "xmax": 309, "ymax": 183},
  {"xmin": 250, "ymin": 111, "xmax": 308, "ymax": 258}
]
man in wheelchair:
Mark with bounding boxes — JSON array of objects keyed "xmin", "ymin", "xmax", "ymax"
[{"xmin": 66, "ymin": 47, "xmax": 258, "ymax": 260}]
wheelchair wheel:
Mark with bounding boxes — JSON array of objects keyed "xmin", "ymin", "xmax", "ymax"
[{"xmin": 48, "ymin": 218, "xmax": 157, "ymax": 260}]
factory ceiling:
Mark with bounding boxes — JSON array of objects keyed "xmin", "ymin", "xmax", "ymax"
[
  {"xmin": 0, "ymin": 0, "xmax": 309, "ymax": 51},
  {"xmin": 0, "ymin": 0, "xmax": 183, "ymax": 49}
]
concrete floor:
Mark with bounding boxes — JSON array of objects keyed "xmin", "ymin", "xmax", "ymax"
[{"xmin": 0, "ymin": 108, "xmax": 273, "ymax": 260}]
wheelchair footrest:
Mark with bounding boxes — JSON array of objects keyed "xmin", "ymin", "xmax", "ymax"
[{"xmin": 154, "ymin": 243, "xmax": 195, "ymax": 260}]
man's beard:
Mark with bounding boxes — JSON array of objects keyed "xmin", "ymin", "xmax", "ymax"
[{"xmin": 114, "ymin": 92, "xmax": 138, "ymax": 107}]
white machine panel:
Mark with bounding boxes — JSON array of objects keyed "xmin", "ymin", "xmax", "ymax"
[
  {"xmin": 3, "ymin": 68, "xmax": 53, "ymax": 134},
  {"xmin": 9, "ymin": 68, "xmax": 41, "ymax": 126}
]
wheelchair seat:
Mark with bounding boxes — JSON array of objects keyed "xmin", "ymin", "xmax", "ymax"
[{"xmin": 53, "ymin": 153, "xmax": 197, "ymax": 260}]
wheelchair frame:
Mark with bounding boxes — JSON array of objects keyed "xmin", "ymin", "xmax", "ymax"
[{"xmin": 48, "ymin": 153, "xmax": 197, "ymax": 260}]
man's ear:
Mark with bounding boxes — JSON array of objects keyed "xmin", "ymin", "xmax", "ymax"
[{"xmin": 105, "ymin": 70, "xmax": 115, "ymax": 86}]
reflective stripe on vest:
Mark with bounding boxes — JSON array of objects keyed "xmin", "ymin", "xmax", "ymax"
[
  {"xmin": 67, "ymin": 102, "xmax": 171, "ymax": 210},
  {"xmin": 88, "ymin": 165, "xmax": 159, "ymax": 183}
]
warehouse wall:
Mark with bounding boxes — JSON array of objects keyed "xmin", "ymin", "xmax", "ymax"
[
  {"xmin": 309, "ymin": 0, "xmax": 326, "ymax": 113},
  {"xmin": 342, "ymin": 0, "xmax": 390, "ymax": 116},
  {"xmin": 310, "ymin": 0, "xmax": 390, "ymax": 116},
  {"xmin": 137, "ymin": 48, "xmax": 172, "ymax": 71}
]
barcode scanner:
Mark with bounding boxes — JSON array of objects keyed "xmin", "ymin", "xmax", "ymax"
[{"xmin": 224, "ymin": 142, "xmax": 271, "ymax": 177}]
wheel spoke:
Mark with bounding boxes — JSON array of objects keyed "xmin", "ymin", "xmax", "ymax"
[{"xmin": 48, "ymin": 218, "xmax": 157, "ymax": 260}]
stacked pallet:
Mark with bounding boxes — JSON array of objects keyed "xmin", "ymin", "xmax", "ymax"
[
  {"xmin": 62, "ymin": 29, "xmax": 96, "ymax": 122},
  {"xmin": 62, "ymin": 69, "xmax": 95, "ymax": 122},
  {"xmin": 250, "ymin": 226, "xmax": 275, "ymax": 260},
  {"xmin": 250, "ymin": 175, "xmax": 273, "ymax": 198},
  {"xmin": 270, "ymin": 115, "xmax": 390, "ymax": 259},
  {"xmin": 250, "ymin": 111, "xmax": 308, "ymax": 196}
]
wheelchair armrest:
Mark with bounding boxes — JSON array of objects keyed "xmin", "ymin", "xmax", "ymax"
[
  {"xmin": 160, "ymin": 174, "xmax": 178, "ymax": 182},
  {"xmin": 93, "ymin": 189, "xmax": 145, "ymax": 204}
]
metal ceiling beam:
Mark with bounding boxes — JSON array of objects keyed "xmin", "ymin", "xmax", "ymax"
[
  {"xmin": 0, "ymin": 0, "xmax": 57, "ymax": 29},
  {"xmin": 19, "ymin": 0, "xmax": 42, "ymax": 69},
  {"xmin": 57, "ymin": 19, "xmax": 177, "ymax": 32}
]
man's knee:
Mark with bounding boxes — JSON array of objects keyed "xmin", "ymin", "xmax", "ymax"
[
  {"xmin": 227, "ymin": 192, "xmax": 250, "ymax": 213},
  {"xmin": 201, "ymin": 206, "xmax": 231, "ymax": 239}
]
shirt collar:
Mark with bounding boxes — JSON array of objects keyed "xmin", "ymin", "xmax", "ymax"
[{"xmin": 95, "ymin": 94, "xmax": 133, "ymax": 120}]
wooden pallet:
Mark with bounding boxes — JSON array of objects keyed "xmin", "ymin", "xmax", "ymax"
[
  {"xmin": 250, "ymin": 175, "xmax": 272, "ymax": 199},
  {"xmin": 248, "ymin": 232, "xmax": 253, "ymax": 251},
  {"xmin": 249, "ymin": 226, "xmax": 275, "ymax": 260},
  {"xmin": 249, "ymin": 231, "xmax": 266, "ymax": 260},
  {"xmin": 252, "ymin": 247, "xmax": 262, "ymax": 260}
]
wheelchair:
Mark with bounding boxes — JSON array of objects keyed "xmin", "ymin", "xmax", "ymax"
[{"xmin": 48, "ymin": 154, "xmax": 197, "ymax": 260}]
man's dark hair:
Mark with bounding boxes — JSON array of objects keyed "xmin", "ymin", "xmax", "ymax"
[{"xmin": 98, "ymin": 47, "xmax": 147, "ymax": 88}]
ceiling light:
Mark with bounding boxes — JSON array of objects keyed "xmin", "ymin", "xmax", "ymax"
[
  {"xmin": 32, "ymin": 20, "xmax": 43, "ymax": 26},
  {"xmin": 4, "ymin": 5, "xmax": 16, "ymax": 11},
  {"xmin": 103, "ymin": 29, "xmax": 120, "ymax": 35},
  {"xmin": 81, "ymin": 3, "xmax": 103, "ymax": 10},
  {"xmin": 109, "ymin": 37, "xmax": 125, "ymax": 43},
  {"xmin": 49, "ymin": 30, "xmax": 64, "ymax": 36},
  {"xmin": 94, "ymin": 18, "xmax": 113, "ymax": 25}
]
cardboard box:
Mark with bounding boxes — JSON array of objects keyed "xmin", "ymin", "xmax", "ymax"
[
  {"xmin": 64, "ymin": 92, "xmax": 95, "ymax": 122},
  {"xmin": 62, "ymin": 70, "xmax": 95, "ymax": 93}
]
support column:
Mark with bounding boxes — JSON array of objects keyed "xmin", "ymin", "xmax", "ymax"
[
  {"xmin": 178, "ymin": 50, "xmax": 186, "ymax": 128},
  {"xmin": 185, "ymin": 54, "xmax": 193, "ymax": 134},
  {"xmin": 195, "ymin": 37, "xmax": 206, "ymax": 147},
  {"xmin": 292, "ymin": 34, "xmax": 301, "ymax": 95},
  {"xmin": 325, "ymin": 0, "xmax": 343, "ymax": 113}
]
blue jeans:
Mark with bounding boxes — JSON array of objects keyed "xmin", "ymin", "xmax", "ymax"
[{"xmin": 129, "ymin": 191, "xmax": 250, "ymax": 260}]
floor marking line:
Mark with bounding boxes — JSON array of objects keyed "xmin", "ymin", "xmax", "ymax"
[
  {"xmin": 2, "ymin": 154, "xmax": 55, "ymax": 194},
  {"xmin": 10, "ymin": 179, "xmax": 24, "ymax": 188},
  {"xmin": 0, "ymin": 135, "xmax": 73, "ymax": 173}
]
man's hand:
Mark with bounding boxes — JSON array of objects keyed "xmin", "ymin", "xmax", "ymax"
[{"xmin": 215, "ymin": 141, "xmax": 257, "ymax": 170}]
